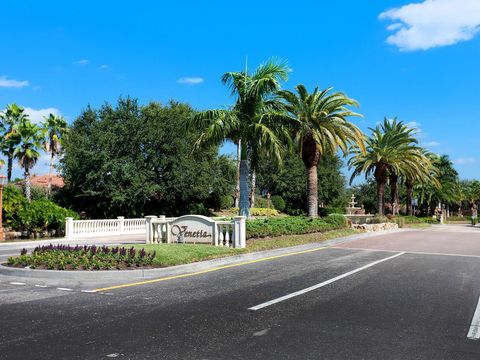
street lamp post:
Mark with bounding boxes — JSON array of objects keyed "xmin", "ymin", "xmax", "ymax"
[{"xmin": 0, "ymin": 174, "xmax": 7, "ymax": 241}]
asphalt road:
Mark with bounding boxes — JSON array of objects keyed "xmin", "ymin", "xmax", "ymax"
[{"xmin": 1, "ymin": 226, "xmax": 480, "ymax": 359}]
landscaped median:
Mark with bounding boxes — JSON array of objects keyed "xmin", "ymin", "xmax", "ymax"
[{"xmin": 5, "ymin": 215, "xmax": 361, "ymax": 271}]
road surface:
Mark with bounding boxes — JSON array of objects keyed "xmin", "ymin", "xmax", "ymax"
[{"xmin": 1, "ymin": 226, "xmax": 480, "ymax": 359}]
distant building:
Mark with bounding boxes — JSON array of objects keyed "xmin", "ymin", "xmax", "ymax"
[{"xmin": 16, "ymin": 174, "xmax": 65, "ymax": 188}]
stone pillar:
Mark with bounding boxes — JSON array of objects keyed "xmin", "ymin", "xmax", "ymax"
[
  {"xmin": 145, "ymin": 216, "xmax": 157, "ymax": 244},
  {"xmin": 65, "ymin": 217, "xmax": 74, "ymax": 238},
  {"xmin": 158, "ymin": 215, "xmax": 166, "ymax": 243},
  {"xmin": 117, "ymin": 216, "xmax": 125, "ymax": 234},
  {"xmin": 233, "ymin": 216, "xmax": 246, "ymax": 248}
]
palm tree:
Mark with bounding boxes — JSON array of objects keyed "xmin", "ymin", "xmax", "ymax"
[
  {"xmin": 417, "ymin": 154, "xmax": 460, "ymax": 215},
  {"xmin": 277, "ymin": 85, "xmax": 364, "ymax": 217},
  {"xmin": 42, "ymin": 114, "xmax": 68, "ymax": 196},
  {"xmin": 13, "ymin": 119, "xmax": 44, "ymax": 201},
  {"xmin": 0, "ymin": 104, "xmax": 27, "ymax": 182},
  {"xmin": 349, "ymin": 118, "xmax": 424, "ymax": 216},
  {"xmin": 187, "ymin": 58, "xmax": 290, "ymax": 217}
]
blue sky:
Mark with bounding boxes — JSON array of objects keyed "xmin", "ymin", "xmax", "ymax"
[{"xmin": 1, "ymin": 0, "xmax": 480, "ymax": 181}]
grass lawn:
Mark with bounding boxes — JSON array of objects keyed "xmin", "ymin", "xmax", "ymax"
[
  {"xmin": 131, "ymin": 228, "xmax": 362, "ymax": 267},
  {"xmin": 404, "ymin": 223, "xmax": 432, "ymax": 229}
]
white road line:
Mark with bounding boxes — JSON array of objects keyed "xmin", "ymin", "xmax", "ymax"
[
  {"xmin": 9, "ymin": 282, "xmax": 26, "ymax": 286},
  {"xmin": 34, "ymin": 285, "xmax": 48, "ymax": 288},
  {"xmin": 81, "ymin": 290, "xmax": 97, "ymax": 293},
  {"xmin": 333, "ymin": 246, "xmax": 480, "ymax": 259},
  {"xmin": 249, "ymin": 252, "xmax": 405, "ymax": 311},
  {"xmin": 467, "ymin": 296, "xmax": 480, "ymax": 340},
  {"xmin": 57, "ymin": 287, "xmax": 73, "ymax": 292}
]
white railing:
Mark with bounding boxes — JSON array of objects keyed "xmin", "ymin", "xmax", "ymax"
[
  {"xmin": 65, "ymin": 216, "xmax": 146, "ymax": 238},
  {"xmin": 146, "ymin": 215, "xmax": 246, "ymax": 248}
]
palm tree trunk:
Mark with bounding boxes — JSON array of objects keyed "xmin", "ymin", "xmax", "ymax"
[
  {"xmin": 307, "ymin": 164, "xmax": 318, "ymax": 218},
  {"xmin": 302, "ymin": 134, "xmax": 320, "ymax": 218},
  {"xmin": 238, "ymin": 143, "xmax": 250, "ymax": 218},
  {"xmin": 390, "ymin": 174, "xmax": 398, "ymax": 216},
  {"xmin": 47, "ymin": 152, "xmax": 54, "ymax": 197},
  {"xmin": 377, "ymin": 180, "xmax": 386, "ymax": 216},
  {"xmin": 406, "ymin": 181, "xmax": 413, "ymax": 216},
  {"xmin": 250, "ymin": 170, "xmax": 256, "ymax": 208},
  {"xmin": 234, "ymin": 139, "xmax": 241, "ymax": 208},
  {"xmin": 24, "ymin": 169, "xmax": 31, "ymax": 202},
  {"xmin": 7, "ymin": 155, "xmax": 13, "ymax": 183}
]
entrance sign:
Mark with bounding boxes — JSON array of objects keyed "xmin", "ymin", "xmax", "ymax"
[
  {"xmin": 169, "ymin": 215, "xmax": 214, "ymax": 244},
  {"xmin": 145, "ymin": 215, "xmax": 246, "ymax": 248}
]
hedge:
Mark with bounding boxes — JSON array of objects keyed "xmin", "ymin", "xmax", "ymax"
[{"xmin": 246, "ymin": 214, "xmax": 347, "ymax": 239}]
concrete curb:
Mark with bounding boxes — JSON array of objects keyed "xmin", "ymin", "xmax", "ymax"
[{"xmin": 0, "ymin": 229, "xmax": 411, "ymax": 282}]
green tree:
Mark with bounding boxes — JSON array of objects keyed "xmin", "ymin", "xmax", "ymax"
[
  {"xmin": 187, "ymin": 59, "xmax": 290, "ymax": 217},
  {"xmin": 349, "ymin": 118, "xmax": 425, "ymax": 216},
  {"xmin": 13, "ymin": 119, "xmax": 45, "ymax": 201},
  {"xmin": 42, "ymin": 114, "xmax": 68, "ymax": 196},
  {"xmin": 60, "ymin": 98, "xmax": 235, "ymax": 218},
  {"xmin": 277, "ymin": 85, "xmax": 364, "ymax": 217},
  {"xmin": 256, "ymin": 154, "xmax": 348, "ymax": 214},
  {"xmin": 0, "ymin": 104, "xmax": 27, "ymax": 182}
]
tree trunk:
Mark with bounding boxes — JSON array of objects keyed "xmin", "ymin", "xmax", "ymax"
[
  {"xmin": 24, "ymin": 170, "xmax": 31, "ymax": 202},
  {"xmin": 406, "ymin": 181, "xmax": 413, "ymax": 216},
  {"xmin": 390, "ymin": 174, "xmax": 398, "ymax": 216},
  {"xmin": 7, "ymin": 155, "xmax": 13, "ymax": 183},
  {"xmin": 238, "ymin": 143, "xmax": 250, "ymax": 218},
  {"xmin": 377, "ymin": 180, "xmax": 386, "ymax": 216},
  {"xmin": 307, "ymin": 164, "xmax": 318, "ymax": 218},
  {"xmin": 234, "ymin": 139, "xmax": 241, "ymax": 208},
  {"xmin": 250, "ymin": 170, "xmax": 256, "ymax": 208},
  {"xmin": 47, "ymin": 152, "xmax": 55, "ymax": 197},
  {"xmin": 301, "ymin": 134, "xmax": 320, "ymax": 218}
]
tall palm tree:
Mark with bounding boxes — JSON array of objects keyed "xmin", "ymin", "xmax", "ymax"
[
  {"xmin": 417, "ymin": 154, "xmax": 460, "ymax": 215},
  {"xmin": 42, "ymin": 114, "xmax": 68, "ymax": 196},
  {"xmin": 349, "ymin": 118, "xmax": 424, "ymax": 216},
  {"xmin": 13, "ymin": 119, "xmax": 44, "ymax": 201},
  {"xmin": 187, "ymin": 58, "xmax": 290, "ymax": 217},
  {"xmin": 0, "ymin": 104, "xmax": 27, "ymax": 182},
  {"xmin": 277, "ymin": 85, "xmax": 364, "ymax": 217}
]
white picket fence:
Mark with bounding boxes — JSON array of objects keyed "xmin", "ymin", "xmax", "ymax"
[{"xmin": 65, "ymin": 216, "xmax": 146, "ymax": 238}]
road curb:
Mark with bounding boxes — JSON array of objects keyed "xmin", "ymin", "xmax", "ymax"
[{"xmin": 0, "ymin": 229, "xmax": 410, "ymax": 282}]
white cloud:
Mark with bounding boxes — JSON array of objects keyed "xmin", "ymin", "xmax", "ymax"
[
  {"xmin": 73, "ymin": 59, "xmax": 89, "ymax": 66},
  {"xmin": 99, "ymin": 64, "xmax": 109, "ymax": 69},
  {"xmin": 0, "ymin": 75, "xmax": 29, "ymax": 88},
  {"xmin": 24, "ymin": 107, "xmax": 62, "ymax": 124},
  {"xmin": 379, "ymin": 0, "xmax": 480, "ymax": 51},
  {"xmin": 454, "ymin": 157, "xmax": 476, "ymax": 165},
  {"xmin": 177, "ymin": 77, "xmax": 204, "ymax": 84},
  {"xmin": 424, "ymin": 141, "xmax": 441, "ymax": 147}
]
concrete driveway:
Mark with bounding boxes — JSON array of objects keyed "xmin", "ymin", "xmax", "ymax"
[{"xmin": 1, "ymin": 226, "xmax": 480, "ymax": 359}]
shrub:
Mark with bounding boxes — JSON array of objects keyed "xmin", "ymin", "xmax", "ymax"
[
  {"xmin": 246, "ymin": 215, "xmax": 347, "ymax": 239},
  {"xmin": 7, "ymin": 244, "xmax": 156, "ymax": 270},
  {"xmin": 17, "ymin": 199, "xmax": 78, "ymax": 233},
  {"xmin": 2, "ymin": 185, "xmax": 27, "ymax": 229},
  {"xmin": 369, "ymin": 215, "xmax": 389, "ymax": 224},
  {"xmin": 319, "ymin": 207, "xmax": 346, "ymax": 217},
  {"xmin": 270, "ymin": 195, "xmax": 286, "ymax": 212},
  {"xmin": 231, "ymin": 207, "xmax": 280, "ymax": 217},
  {"xmin": 254, "ymin": 197, "xmax": 270, "ymax": 209},
  {"xmin": 219, "ymin": 195, "xmax": 234, "ymax": 209},
  {"xmin": 30, "ymin": 186, "xmax": 48, "ymax": 200}
]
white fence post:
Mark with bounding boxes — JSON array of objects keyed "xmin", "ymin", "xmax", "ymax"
[
  {"xmin": 65, "ymin": 217, "xmax": 73, "ymax": 238},
  {"xmin": 233, "ymin": 216, "xmax": 246, "ymax": 248},
  {"xmin": 145, "ymin": 216, "xmax": 157, "ymax": 244},
  {"xmin": 117, "ymin": 216, "xmax": 125, "ymax": 233}
]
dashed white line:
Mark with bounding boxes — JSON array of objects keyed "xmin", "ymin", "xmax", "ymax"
[
  {"xmin": 468, "ymin": 296, "xmax": 480, "ymax": 340},
  {"xmin": 57, "ymin": 287, "xmax": 73, "ymax": 292},
  {"xmin": 9, "ymin": 282, "xmax": 26, "ymax": 286},
  {"xmin": 34, "ymin": 284, "xmax": 48, "ymax": 288},
  {"xmin": 249, "ymin": 252, "xmax": 405, "ymax": 311},
  {"xmin": 81, "ymin": 290, "xmax": 97, "ymax": 293}
]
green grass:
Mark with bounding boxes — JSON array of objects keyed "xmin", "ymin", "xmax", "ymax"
[
  {"xmin": 131, "ymin": 228, "xmax": 362, "ymax": 267},
  {"xmin": 403, "ymin": 223, "xmax": 432, "ymax": 229}
]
